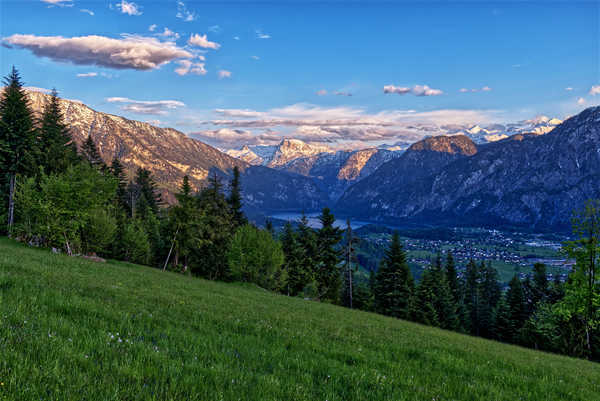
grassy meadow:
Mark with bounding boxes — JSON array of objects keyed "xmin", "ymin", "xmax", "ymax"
[{"xmin": 0, "ymin": 237, "xmax": 598, "ymax": 400}]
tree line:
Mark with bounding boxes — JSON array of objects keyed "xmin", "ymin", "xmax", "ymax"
[{"xmin": 1, "ymin": 67, "xmax": 598, "ymax": 361}]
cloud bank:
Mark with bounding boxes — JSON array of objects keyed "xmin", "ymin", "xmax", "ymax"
[
  {"xmin": 106, "ymin": 97, "xmax": 185, "ymax": 115},
  {"xmin": 3, "ymin": 34, "xmax": 194, "ymax": 70},
  {"xmin": 384, "ymin": 84, "xmax": 443, "ymax": 96}
]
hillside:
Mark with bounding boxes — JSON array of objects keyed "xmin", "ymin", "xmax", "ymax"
[
  {"xmin": 25, "ymin": 90, "xmax": 326, "ymax": 210},
  {"xmin": 337, "ymin": 107, "xmax": 600, "ymax": 230},
  {"xmin": 1, "ymin": 237, "xmax": 598, "ymax": 401}
]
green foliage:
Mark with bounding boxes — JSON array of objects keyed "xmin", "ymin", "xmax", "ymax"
[
  {"xmin": 38, "ymin": 89, "xmax": 79, "ymax": 175},
  {"xmin": 280, "ymin": 222, "xmax": 311, "ymax": 296},
  {"xmin": 81, "ymin": 134, "xmax": 104, "ymax": 169},
  {"xmin": 227, "ymin": 166, "xmax": 247, "ymax": 228},
  {"xmin": 227, "ymin": 224, "xmax": 285, "ymax": 290},
  {"xmin": 374, "ymin": 232, "xmax": 414, "ymax": 319},
  {"xmin": 14, "ymin": 163, "xmax": 117, "ymax": 254},
  {"xmin": 120, "ymin": 219, "xmax": 152, "ymax": 265},
  {"xmin": 316, "ymin": 207, "xmax": 343, "ymax": 302}
]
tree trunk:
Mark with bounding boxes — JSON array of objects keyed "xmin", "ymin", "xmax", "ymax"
[{"xmin": 7, "ymin": 173, "xmax": 16, "ymax": 237}]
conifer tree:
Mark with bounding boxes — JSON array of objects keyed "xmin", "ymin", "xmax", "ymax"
[
  {"xmin": 374, "ymin": 232, "xmax": 414, "ymax": 319},
  {"xmin": 81, "ymin": 134, "xmax": 104, "ymax": 169},
  {"xmin": 227, "ymin": 166, "xmax": 247, "ymax": 228},
  {"xmin": 39, "ymin": 88, "xmax": 78, "ymax": 174},
  {"xmin": 297, "ymin": 212, "xmax": 318, "ymax": 276},
  {"xmin": 265, "ymin": 219, "xmax": 275, "ymax": 237},
  {"xmin": 316, "ymin": 207, "xmax": 343, "ymax": 302},
  {"xmin": 134, "ymin": 167, "xmax": 162, "ymax": 216},
  {"xmin": 463, "ymin": 259, "xmax": 481, "ymax": 335},
  {"xmin": 431, "ymin": 258, "xmax": 460, "ymax": 330},
  {"xmin": 0, "ymin": 67, "xmax": 38, "ymax": 235},
  {"xmin": 342, "ymin": 220, "xmax": 358, "ymax": 308},
  {"xmin": 531, "ymin": 262, "xmax": 549, "ymax": 308},
  {"xmin": 281, "ymin": 222, "xmax": 309, "ymax": 296},
  {"xmin": 445, "ymin": 251, "xmax": 460, "ymax": 303},
  {"xmin": 110, "ymin": 158, "xmax": 128, "ymax": 214},
  {"xmin": 479, "ymin": 261, "xmax": 501, "ymax": 338},
  {"xmin": 505, "ymin": 275, "xmax": 527, "ymax": 343},
  {"xmin": 412, "ymin": 267, "xmax": 440, "ymax": 326}
]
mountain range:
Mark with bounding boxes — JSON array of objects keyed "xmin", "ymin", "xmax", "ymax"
[{"xmin": 26, "ymin": 89, "xmax": 599, "ymax": 229}]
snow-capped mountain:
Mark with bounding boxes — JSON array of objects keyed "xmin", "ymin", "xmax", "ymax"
[
  {"xmin": 226, "ymin": 138, "xmax": 333, "ymax": 167},
  {"xmin": 457, "ymin": 116, "xmax": 563, "ymax": 144}
]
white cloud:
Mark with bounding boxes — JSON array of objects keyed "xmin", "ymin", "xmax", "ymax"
[
  {"xmin": 76, "ymin": 72, "xmax": 98, "ymax": 77},
  {"xmin": 186, "ymin": 104, "xmax": 509, "ymax": 149},
  {"xmin": 41, "ymin": 0, "xmax": 73, "ymax": 6},
  {"xmin": 334, "ymin": 91, "xmax": 352, "ymax": 97},
  {"xmin": 251, "ymin": 55, "xmax": 259, "ymax": 60},
  {"xmin": 187, "ymin": 34, "xmax": 220, "ymax": 50},
  {"xmin": 255, "ymin": 30, "xmax": 271, "ymax": 39},
  {"xmin": 481, "ymin": 86, "xmax": 492, "ymax": 92},
  {"xmin": 176, "ymin": 1, "xmax": 196, "ymax": 21},
  {"xmin": 24, "ymin": 86, "xmax": 52, "ymax": 94},
  {"xmin": 459, "ymin": 88, "xmax": 469, "ymax": 93},
  {"xmin": 175, "ymin": 60, "xmax": 206, "ymax": 76},
  {"xmin": 218, "ymin": 70, "xmax": 232, "ymax": 79},
  {"xmin": 565, "ymin": 87, "xmax": 573, "ymax": 91},
  {"xmin": 80, "ymin": 9, "xmax": 94, "ymax": 15},
  {"xmin": 384, "ymin": 84, "xmax": 443, "ymax": 96},
  {"xmin": 148, "ymin": 24, "xmax": 157, "ymax": 32},
  {"xmin": 106, "ymin": 97, "xmax": 185, "ymax": 115},
  {"xmin": 3, "ymin": 34, "xmax": 194, "ymax": 70},
  {"xmin": 116, "ymin": 0, "xmax": 142, "ymax": 16},
  {"xmin": 458, "ymin": 86, "xmax": 491, "ymax": 93},
  {"xmin": 577, "ymin": 97, "xmax": 586, "ymax": 105},
  {"xmin": 208, "ymin": 25, "xmax": 221, "ymax": 33},
  {"xmin": 316, "ymin": 89, "xmax": 327, "ymax": 96},
  {"xmin": 233, "ymin": 36, "xmax": 240, "ymax": 40},
  {"xmin": 146, "ymin": 119, "xmax": 163, "ymax": 126},
  {"xmin": 589, "ymin": 85, "xmax": 600, "ymax": 96},
  {"xmin": 157, "ymin": 27, "xmax": 180, "ymax": 40}
]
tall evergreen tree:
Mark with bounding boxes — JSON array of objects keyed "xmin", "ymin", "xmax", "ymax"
[
  {"xmin": 297, "ymin": 212, "xmax": 318, "ymax": 277},
  {"xmin": 445, "ymin": 251, "xmax": 460, "ymax": 303},
  {"xmin": 81, "ymin": 134, "xmax": 104, "ymax": 169},
  {"xmin": 134, "ymin": 167, "xmax": 162, "ymax": 217},
  {"xmin": 504, "ymin": 275, "xmax": 527, "ymax": 344},
  {"xmin": 39, "ymin": 88, "xmax": 78, "ymax": 174},
  {"xmin": 342, "ymin": 219, "xmax": 358, "ymax": 308},
  {"xmin": 374, "ymin": 232, "xmax": 414, "ymax": 319},
  {"xmin": 463, "ymin": 259, "xmax": 481, "ymax": 335},
  {"xmin": 479, "ymin": 261, "xmax": 501, "ymax": 338},
  {"xmin": 412, "ymin": 267, "xmax": 440, "ymax": 327},
  {"xmin": 531, "ymin": 262, "xmax": 549, "ymax": 308},
  {"xmin": 432, "ymin": 257, "xmax": 460, "ymax": 330},
  {"xmin": 0, "ymin": 66, "xmax": 38, "ymax": 235},
  {"xmin": 316, "ymin": 207, "xmax": 343, "ymax": 302},
  {"xmin": 280, "ymin": 222, "xmax": 309, "ymax": 296},
  {"xmin": 227, "ymin": 166, "xmax": 246, "ymax": 228},
  {"xmin": 110, "ymin": 158, "xmax": 128, "ymax": 214}
]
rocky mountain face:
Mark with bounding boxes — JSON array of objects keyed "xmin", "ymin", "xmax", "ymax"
[
  {"xmin": 337, "ymin": 107, "xmax": 600, "ymax": 230},
  {"xmin": 458, "ymin": 116, "xmax": 563, "ymax": 144},
  {"xmin": 226, "ymin": 139, "xmax": 333, "ymax": 167},
  {"xmin": 25, "ymin": 90, "xmax": 325, "ymax": 210},
  {"xmin": 281, "ymin": 148, "xmax": 401, "ymax": 201}
]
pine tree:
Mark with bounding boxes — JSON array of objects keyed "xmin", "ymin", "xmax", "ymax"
[
  {"xmin": 432, "ymin": 257, "xmax": 460, "ymax": 330},
  {"xmin": 412, "ymin": 267, "xmax": 440, "ymax": 327},
  {"xmin": 39, "ymin": 88, "xmax": 78, "ymax": 174},
  {"xmin": 492, "ymin": 295, "xmax": 512, "ymax": 342},
  {"xmin": 280, "ymin": 222, "xmax": 309, "ymax": 296},
  {"xmin": 316, "ymin": 207, "xmax": 343, "ymax": 302},
  {"xmin": 463, "ymin": 259, "xmax": 481, "ymax": 335},
  {"xmin": 81, "ymin": 134, "xmax": 104, "ymax": 169},
  {"xmin": 166, "ymin": 175, "xmax": 198, "ymax": 272},
  {"xmin": 445, "ymin": 251, "xmax": 460, "ymax": 302},
  {"xmin": 110, "ymin": 158, "xmax": 128, "ymax": 214},
  {"xmin": 297, "ymin": 212, "xmax": 318, "ymax": 277},
  {"xmin": 342, "ymin": 219, "xmax": 358, "ymax": 308},
  {"xmin": 479, "ymin": 261, "xmax": 501, "ymax": 338},
  {"xmin": 265, "ymin": 219, "xmax": 275, "ymax": 237},
  {"xmin": 374, "ymin": 232, "xmax": 414, "ymax": 319},
  {"xmin": 227, "ymin": 166, "xmax": 247, "ymax": 228},
  {"xmin": 505, "ymin": 275, "xmax": 527, "ymax": 344},
  {"xmin": 531, "ymin": 262, "xmax": 548, "ymax": 308},
  {"xmin": 0, "ymin": 67, "xmax": 38, "ymax": 235},
  {"xmin": 134, "ymin": 167, "xmax": 162, "ymax": 217}
]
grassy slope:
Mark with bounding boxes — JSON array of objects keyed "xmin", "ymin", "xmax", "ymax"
[{"xmin": 0, "ymin": 238, "xmax": 598, "ymax": 401}]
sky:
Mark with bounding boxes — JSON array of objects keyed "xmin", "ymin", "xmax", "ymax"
[{"xmin": 1, "ymin": 0, "xmax": 599, "ymax": 150}]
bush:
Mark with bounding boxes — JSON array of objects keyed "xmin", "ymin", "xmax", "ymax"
[{"xmin": 227, "ymin": 224, "xmax": 285, "ymax": 290}]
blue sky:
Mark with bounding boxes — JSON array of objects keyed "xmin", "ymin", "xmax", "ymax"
[{"xmin": 1, "ymin": 0, "xmax": 598, "ymax": 149}]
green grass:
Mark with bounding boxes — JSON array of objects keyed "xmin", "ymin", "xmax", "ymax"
[{"xmin": 1, "ymin": 238, "xmax": 598, "ymax": 400}]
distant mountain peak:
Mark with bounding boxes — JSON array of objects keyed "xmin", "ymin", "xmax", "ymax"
[{"xmin": 408, "ymin": 134, "xmax": 478, "ymax": 156}]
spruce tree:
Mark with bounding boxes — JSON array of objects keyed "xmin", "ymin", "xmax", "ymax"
[
  {"xmin": 463, "ymin": 259, "xmax": 481, "ymax": 335},
  {"xmin": 445, "ymin": 251, "xmax": 460, "ymax": 303},
  {"xmin": 412, "ymin": 267, "xmax": 440, "ymax": 327},
  {"xmin": 134, "ymin": 167, "xmax": 162, "ymax": 216},
  {"xmin": 0, "ymin": 66, "xmax": 38, "ymax": 235},
  {"xmin": 110, "ymin": 158, "xmax": 129, "ymax": 215},
  {"xmin": 81, "ymin": 134, "xmax": 104, "ymax": 169},
  {"xmin": 316, "ymin": 207, "xmax": 343, "ymax": 302},
  {"xmin": 227, "ymin": 166, "xmax": 246, "ymax": 228},
  {"xmin": 479, "ymin": 261, "xmax": 501, "ymax": 338},
  {"xmin": 297, "ymin": 212, "xmax": 318, "ymax": 277},
  {"xmin": 432, "ymin": 258, "xmax": 460, "ymax": 330},
  {"xmin": 39, "ymin": 88, "xmax": 78, "ymax": 174},
  {"xmin": 374, "ymin": 232, "xmax": 414, "ymax": 319},
  {"xmin": 342, "ymin": 220, "xmax": 358, "ymax": 308},
  {"xmin": 280, "ymin": 222, "xmax": 309, "ymax": 296},
  {"xmin": 505, "ymin": 275, "xmax": 527, "ymax": 344},
  {"xmin": 531, "ymin": 262, "xmax": 548, "ymax": 307}
]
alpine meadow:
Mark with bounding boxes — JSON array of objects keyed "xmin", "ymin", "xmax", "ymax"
[{"xmin": 1, "ymin": 1, "xmax": 600, "ymax": 400}]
